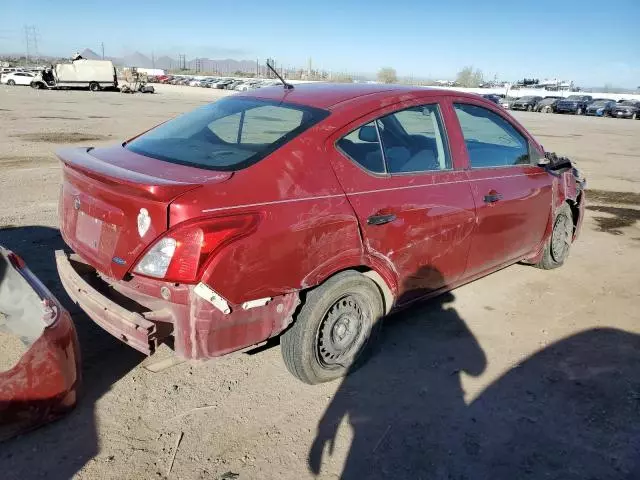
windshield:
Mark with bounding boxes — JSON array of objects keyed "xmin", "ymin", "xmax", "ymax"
[
  {"xmin": 619, "ymin": 101, "xmax": 637, "ymax": 106},
  {"xmin": 519, "ymin": 96, "xmax": 537, "ymax": 101},
  {"xmin": 566, "ymin": 96, "xmax": 584, "ymax": 100},
  {"xmin": 126, "ymin": 97, "xmax": 329, "ymax": 171},
  {"xmin": 590, "ymin": 100, "xmax": 609, "ymax": 106}
]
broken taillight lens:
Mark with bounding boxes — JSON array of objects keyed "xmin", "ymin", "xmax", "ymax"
[{"xmin": 133, "ymin": 214, "xmax": 259, "ymax": 284}]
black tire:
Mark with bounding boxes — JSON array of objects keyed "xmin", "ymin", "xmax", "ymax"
[
  {"xmin": 535, "ymin": 203, "xmax": 573, "ymax": 270},
  {"xmin": 7, "ymin": 80, "xmax": 15, "ymax": 86},
  {"xmin": 543, "ymin": 106, "xmax": 552, "ymax": 114},
  {"xmin": 281, "ymin": 271, "xmax": 384, "ymax": 384},
  {"xmin": 89, "ymin": 82, "xmax": 100, "ymax": 92},
  {"xmin": 30, "ymin": 82, "xmax": 40, "ymax": 89}
]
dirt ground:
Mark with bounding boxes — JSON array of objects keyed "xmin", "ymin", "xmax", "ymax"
[{"xmin": 1, "ymin": 84, "xmax": 639, "ymax": 480}]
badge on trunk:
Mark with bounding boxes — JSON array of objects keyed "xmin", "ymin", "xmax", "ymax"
[{"xmin": 137, "ymin": 208, "xmax": 151, "ymax": 238}]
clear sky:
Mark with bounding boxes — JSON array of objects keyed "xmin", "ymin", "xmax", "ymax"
[{"xmin": 1, "ymin": 0, "xmax": 639, "ymax": 87}]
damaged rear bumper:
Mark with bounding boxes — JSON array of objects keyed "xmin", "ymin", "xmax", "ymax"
[
  {"xmin": 1, "ymin": 247, "xmax": 80, "ymax": 441},
  {"xmin": 56, "ymin": 251, "xmax": 162, "ymax": 355},
  {"xmin": 55, "ymin": 250, "xmax": 300, "ymax": 361}
]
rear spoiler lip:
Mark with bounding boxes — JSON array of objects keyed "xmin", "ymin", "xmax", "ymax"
[{"xmin": 56, "ymin": 147, "xmax": 230, "ymax": 202}]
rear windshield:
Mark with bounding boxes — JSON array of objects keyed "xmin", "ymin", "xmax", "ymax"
[{"xmin": 126, "ymin": 97, "xmax": 329, "ymax": 171}]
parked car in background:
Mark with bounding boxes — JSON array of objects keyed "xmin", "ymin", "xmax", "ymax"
[
  {"xmin": 226, "ymin": 80, "xmax": 243, "ymax": 90},
  {"xmin": 0, "ymin": 71, "xmax": 35, "ymax": 86},
  {"xmin": 55, "ymin": 84, "xmax": 585, "ymax": 385},
  {"xmin": 555, "ymin": 95, "xmax": 593, "ymax": 115},
  {"xmin": 610, "ymin": 100, "xmax": 640, "ymax": 119},
  {"xmin": 215, "ymin": 79, "xmax": 234, "ymax": 89},
  {"xmin": 500, "ymin": 97, "xmax": 519, "ymax": 109},
  {"xmin": 511, "ymin": 96, "xmax": 543, "ymax": 111},
  {"xmin": 236, "ymin": 80, "xmax": 261, "ymax": 91},
  {"xmin": 534, "ymin": 96, "xmax": 561, "ymax": 113},
  {"xmin": 586, "ymin": 99, "xmax": 616, "ymax": 117},
  {"xmin": 482, "ymin": 94, "xmax": 501, "ymax": 104}
]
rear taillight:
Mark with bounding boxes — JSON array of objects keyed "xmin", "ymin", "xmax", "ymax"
[{"xmin": 133, "ymin": 214, "xmax": 259, "ymax": 283}]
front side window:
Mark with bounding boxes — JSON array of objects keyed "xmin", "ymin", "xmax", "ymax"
[
  {"xmin": 126, "ymin": 97, "xmax": 329, "ymax": 171},
  {"xmin": 337, "ymin": 103, "xmax": 451, "ymax": 175},
  {"xmin": 453, "ymin": 103, "xmax": 530, "ymax": 168}
]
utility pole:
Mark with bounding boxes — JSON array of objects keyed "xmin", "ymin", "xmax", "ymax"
[
  {"xmin": 24, "ymin": 26, "xmax": 30, "ymax": 63},
  {"xmin": 152, "ymin": 51, "xmax": 155, "ymax": 69},
  {"xmin": 101, "ymin": 42, "xmax": 105, "ymax": 59}
]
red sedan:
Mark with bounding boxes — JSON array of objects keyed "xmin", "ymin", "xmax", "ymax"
[{"xmin": 55, "ymin": 84, "xmax": 585, "ymax": 384}]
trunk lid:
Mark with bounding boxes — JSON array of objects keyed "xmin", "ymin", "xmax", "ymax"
[{"xmin": 58, "ymin": 145, "xmax": 231, "ymax": 279}]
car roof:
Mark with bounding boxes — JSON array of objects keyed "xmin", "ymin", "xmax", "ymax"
[{"xmin": 242, "ymin": 82, "xmax": 457, "ymax": 110}]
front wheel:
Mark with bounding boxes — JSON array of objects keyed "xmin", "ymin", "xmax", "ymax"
[
  {"xmin": 543, "ymin": 106, "xmax": 553, "ymax": 113},
  {"xmin": 89, "ymin": 82, "xmax": 100, "ymax": 92},
  {"xmin": 7, "ymin": 80, "xmax": 15, "ymax": 86},
  {"xmin": 535, "ymin": 203, "xmax": 573, "ymax": 270},
  {"xmin": 281, "ymin": 271, "xmax": 384, "ymax": 384},
  {"xmin": 576, "ymin": 107, "xmax": 583, "ymax": 115},
  {"xmin": 527, "ymin": 105, "xmax": 533, "ymax": 112},
  {"xmin": 633, "ymin": 112, "xmax": 638, "ymax": 120}
]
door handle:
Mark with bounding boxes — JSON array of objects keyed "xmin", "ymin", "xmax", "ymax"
[
  {"xmin": 367, "ymin": 213, "xmax": 397, "ymax": 226},
  {"xmin": 484, "ymin": 192, "xmax": 503, "ymax": 203}
]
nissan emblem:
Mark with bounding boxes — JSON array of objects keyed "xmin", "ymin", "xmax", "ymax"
[{"xmin": 73, "ymin": 197, "xmax": 81, "ymax": 210}]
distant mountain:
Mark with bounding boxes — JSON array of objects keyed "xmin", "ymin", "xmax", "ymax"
[
  {"xmin": 122, "ymin": 51, "xmax": 153, "ymax": 68},
  {"xmin": 154, "ymin": 55, "xmax": 176, "ymax": 70},
  {"xmin": 79, "ymin": 48, "xmax": 101, "ymax": 60}
]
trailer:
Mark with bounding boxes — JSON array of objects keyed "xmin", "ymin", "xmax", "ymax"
[{"xmin": 31, "ymin": 59, "xmax": 118, "ymax": 91}]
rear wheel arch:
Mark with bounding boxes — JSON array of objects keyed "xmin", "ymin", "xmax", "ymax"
[{"xmin": 302, "ymin": 265, "xmax": 395, "ymax": 314}]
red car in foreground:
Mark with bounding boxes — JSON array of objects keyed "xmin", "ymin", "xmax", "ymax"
[
  {"xmin": 55, "ymin": 84, "xmax": 585, "ymax": 384},
  {"xmin": 1, "ymin": 246, "xmax": 80, "ymax": 440}
]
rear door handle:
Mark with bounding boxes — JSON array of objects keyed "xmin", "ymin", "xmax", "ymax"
[
  {"xmin": 367, "ymin": 213, "xmax": 397, "ymax": 226},
  {"xmin": 484, "ymin": 193, "xmax": 503, "ymax": 203}
]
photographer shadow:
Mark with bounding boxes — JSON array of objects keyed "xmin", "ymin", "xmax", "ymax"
[{"xmin": 309, "ymin": 266, "xmax": 640, "ymax": 479}]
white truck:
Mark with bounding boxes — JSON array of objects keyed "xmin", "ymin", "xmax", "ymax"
[{"xmin": 31, "ymin": 59, "xmax": 118, "ymax": 91}]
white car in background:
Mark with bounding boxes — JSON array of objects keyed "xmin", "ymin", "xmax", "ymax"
[{"xmin": 1, "ymin": 71, "xmax": 35, "ymax": 86}]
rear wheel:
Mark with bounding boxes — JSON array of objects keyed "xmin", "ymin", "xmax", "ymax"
[
  {"xmin": 535, "ymin": 203, "xmax": 573, "ymax": 270},
  {"xmin": 7, "ymin": 80, "xmax": 15, "ymax": 86},
  {"xmin": 543, "ymin": 106, "xmax": 553, "ymax": 113},
  {"xmin": 576, "ymin": 107, "xmax": 583, "ymax": 115},
  {"xmin": 89, "ymin": 82, "xmax": 100, "ymax": 92},
  {"xmin": 281, "ymin": 271, "xmax": 384, "ymax": 384},
  {"xmin": 633, "ymin": 112, "xmax": 638, "ymax": 120},
  {"xmin": 527, "ymin": 104, "xmax": 533, "ymax": 112}
]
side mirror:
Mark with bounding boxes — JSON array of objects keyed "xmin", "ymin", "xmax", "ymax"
[{"xmin": 358, "ymin": 125, "xmax": 378, "ymax": 143}]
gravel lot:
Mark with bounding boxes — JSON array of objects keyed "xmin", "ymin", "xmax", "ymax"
[{"xmin": 1, "ymin": 84, "xmax": 639, "ymax": 480}]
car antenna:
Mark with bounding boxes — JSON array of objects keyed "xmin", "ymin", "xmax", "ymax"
[{"xmin": 266, "ymin": 61, "xmax": 293, "ymax": 90}]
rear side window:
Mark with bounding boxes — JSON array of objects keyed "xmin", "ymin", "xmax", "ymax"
[
  {"xmin": 337, "ymin": 122, "xmax": 385, "ymax": 173},
  {"xmin": 337, "ymin": 104, "xmax": 451, "ymax": 175},
  {"xmin": 126, "ymin": 97, "xmax": 329, "ymax": 171},
  {"xmin": 453, "ymin": 103, "xmax": 530, "ymax": 168}
]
